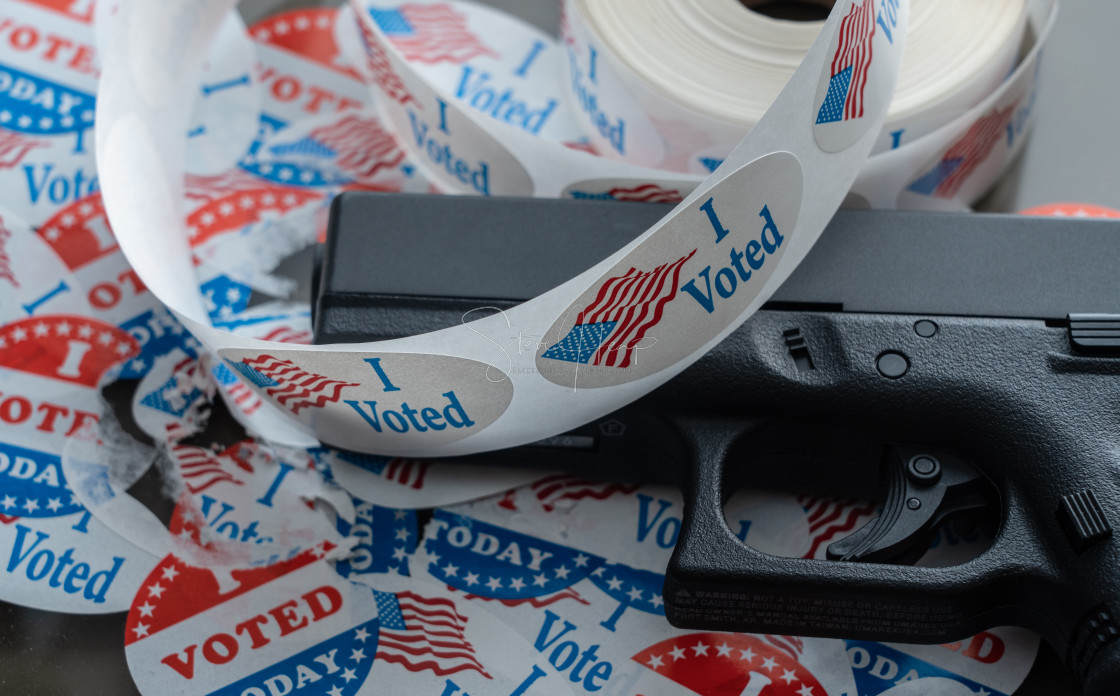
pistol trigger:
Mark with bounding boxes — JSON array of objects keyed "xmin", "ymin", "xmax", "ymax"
[{"xmin": 826, "ymin": 447, "xmax": 990, "ymax": 564}]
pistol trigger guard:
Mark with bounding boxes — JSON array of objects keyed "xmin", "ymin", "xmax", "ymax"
[{"xmin": 827, "ymin": 446, "xmax": 991, "ymax": 564}]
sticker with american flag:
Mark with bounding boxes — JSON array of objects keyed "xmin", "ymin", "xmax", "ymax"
[
  {"xmin": 811, "ymin": 0, "xmax": 905, "ymax": 152},
  {"xmin": 537, "ymin": 151, "xmax": 803, "ymax": 389},
  {"xmin": 906, "ymin": 103, "xmax": 1018, "ymax": 199},
  {"xmin": 218, "ymin": 349, "xmax": 514, "ymax": 453}
]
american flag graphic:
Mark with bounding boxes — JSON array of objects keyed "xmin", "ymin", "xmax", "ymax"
[
  {"xmin": 0, "ymin": 129, "xmax": 46, "ymax": 169},
  {"xmin": 0, "ymin": 215, "xmax": 16, "ymax": 288},
  {"xmin": 907, "ymin": 103, "xmax": 1017, "ymax": 198},
  {"xmin": 463, "ymin": 585, "xmax": 589, "ymax": 609},
  {"xmin": 542, "ymin": 249, "xmax": 697, "ymax": 368},
  {"xmin": 815, "ymin": 0, "xmax": 876, "ymax": 124},
  {"xmin": 608, "ymin": 183, "xmax": 683, "ymax": 204},
  {"xmin": 183, "ymin": 168, "xmax": 272, "ymax": 203},
  {"xmin": 369, "ymin": 4, "xmax": 498, "ymax": 64},
  {"xmin": 499, "ymin": 475, "xmax": 640, "ymax": 512},
  {"xmin": 358, "ymin": 11, "xmax": 418, "ymax": 106},
  {"xmin": 762, "ymin": 634, "xmax": 805, "ymax": 661},
  {"xmin": 308, "ymin": 114, "xmax": 404, "ymax": 181},
  {"xmin": 383, "ymin": 458, "xmax": 431, "ymax": 490},
  {"xmin": 373, "ymin": 589, "xmax": 491, "ymax": 678},
  {"xmin": 257, "ymin": 326, "xmax": 313, "ymax": 344},
  {"xmin": 798, "ymin": 494, "xmax": 877, "ymax": 559},
  {"xmin": 232, "ymin": 355, "xmax": 357, "ymax": 415},
  {"xmin": 171, "ymin": 442, "xmax": 249, "ymax": 495}
]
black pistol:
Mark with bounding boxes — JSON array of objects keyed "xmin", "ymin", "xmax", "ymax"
[{"xmin": 312, "ymin": 192, "xmax": 1120, "ymax": 694}]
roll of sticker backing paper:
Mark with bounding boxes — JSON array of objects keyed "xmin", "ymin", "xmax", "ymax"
[{"xmin": 98, "ymin": 0, "xmax": 915, "ymax": 458}]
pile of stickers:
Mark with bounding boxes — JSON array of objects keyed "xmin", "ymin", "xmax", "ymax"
[{"xmin": 0, "ymin": 0, "xmax": 1042, "ymax": 694}]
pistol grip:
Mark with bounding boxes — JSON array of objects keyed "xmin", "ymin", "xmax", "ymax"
[{"xmin": 665, "ymin": 419, "xmax": 1120, "ymax": 695}]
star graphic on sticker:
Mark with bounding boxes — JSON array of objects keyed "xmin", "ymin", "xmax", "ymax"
[
  {"xmin": 354, "ymin": 627, "xmax": 369, "ymax": 643},
  {"xmin": 278, "ymin": 168, "xmax": 294, "ymax": 181},
  {"xmin": 78, "ymin": 203, "xmax": 95, "ymax": 216},
  {"xmin": 395, "ymin": 528, "xmax": 410, "ymax": 541},
  {"xmin": 716, "ymin": 642, "xmax": 733, "ymax": 657},
  {"xmin": 23, "ymin": 498, "xmax": 39, "ymax": 513},
  {"xmin": 77, "ymin": 324, "xmax": 93, "ymax": 338},
  {"xmin": 46, "ymin": 498, "xmax": 63, "ymax": 512},
  {"xmin": 780, "ymin": 669, "xmax": 798, "ymax": 685},
  {"xmin": 669, "ymin": 645, "xmax": 686, "ymax": 661},
  {"xmin": 591, "ymin": 566, "xmax": 605, "ymax": 577},
  {"xmin": 393, "ymin": 510, "xmax": 407, "ymax": 520},
  {"xmin": 426, "ymin": 551, "xmax": 441, "ymax": 566},
  {"xmin": 44, "ymin": 227, "xmax": 61, "ymax": 241},
  {"xmin": 509, "ymin": 577, "xmax": 526, "ymax": 591},
  {"xmin": 627, "ymin": 586, "xmax": 643, "ymax": 602},
  {"xmin": 554, "ymin": 565, "xmax": 571, "ymax": 579},
  {"xmin": 485, "ymin": 576, "xmax": 503, "ymax": 591},
  {"xmin": 797, "ymin": 685, "xmax": 815, "ymax": 696},
  {"xmin": 606, "ymin": 576, "xmax": 622, "ymax": 591},
  {"xmin": 219, "ymin": 202, "xmax": 235, "ymax": 216},
  {"xmin": 573, "ymin": 553, "xmax": 590, "ymax": 567},
  {"xmin": 60, "ymin": 214, "xmax": 76, "ymax": 226},
  {"xmin": 350, "ymin": 647, "xmax": 366, "ymax": 663},
  {"xmin": 692, "ymin": 641, "xmax": 709, "ymax": 656},
  {"xmin": 12, "ymin": 327, "xmax": 27, "ymax": 341},
  {"xmin": 56, "ymin": 321, "xmax": 72, "ymax": 335},
  {"xmin": 463, "ymin": 571, "xmax": 479, "ymax": 586},
  {"xmin": 300, "ymin": 170, "xmax": 316, "ymax": 184},
  {"xmin": 161, "ymin": 565, "xmax": 180, "ymax": 581},
  {"xmin": 761, "ymin": 656, "xmax": 778, "ymax": 672},
  {"xmin": 442, "ymin": 562, "xmax": 459, "ymax": 577},
  {"xmin": 116, "ymin": 341, "xmax": 134, "ymax": 355},
  {"xmin": 392, "ymin": 547, "xmax": 408, "ymax": 561},
  {"xmin": 261, "ymin": 192, "xmax": 276, "ymax": 205},
  {"xmin": 275, "ymin": 20, "xmax": 291, "ymax": 34},
  {"xmin": 341, "ymin": 667, "xmax": 357, "ymax": 683},
  {"xmin": 0, "ymin": 496, "xmax": 11, "ymax": 510},
  {"xmin": 532, "ymin": 573, "xmax": 548, "ymax": 587},
  {"xmin": 282, "ymin": 194, "xmax": 299, "ymax": 207},
  {"xmin": 33, "ymin": 322, "xmax": 49, "ymax": 336},
  {"xmin": 739, "ymin": 647, "xmax": 756, "ymax": 662},
  {"xmin": 647, "ymin": 654, "xmax": 665, "ymax": 669},
  {"xmin": 294, "ymin": 15, "xmax": 311, "ymax": 30},
  {"xmin": 98, "ymin": 330, "xmax": 114, "ymax": 345},
  {"xmin": 975, "ymin": 690, "xmax": 991, "ymax": 696},
  {"xmin": 148, "ymin": 583, "xmax": 165, "ymax": 598},
  {"xmin": 199, "ymin": 212, "xmax": 216, "ymax": 226},
  {"xmin": 327, "ymin": 685, "xmax": 344, "ymax": 696},
  {"xmin": 239, "ymin": 195, "xmax": 255, "ymax": 209},
  {"xmin": 316, "ymin": 15, "xmax": 331, "ymax": 28},
  {"xmin": 131, "ymin": 622, "xmax": 149, "ymax": 638},
  {"xmin": 178, "ymin": 528, "xmax": 196, "ymax": 542},
  {"xmin": 137, "ymin": 602, "xmax": 155, "ymax": 618}
]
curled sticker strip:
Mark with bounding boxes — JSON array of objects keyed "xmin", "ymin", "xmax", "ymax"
[{"xmin": 98, "ymin": 0, "xmax": 907, "ymax": 457}]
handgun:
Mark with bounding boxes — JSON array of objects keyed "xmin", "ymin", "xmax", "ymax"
[{"xmin": 312, "ymin": 192, "xmax": 1120, "ymax": 694}]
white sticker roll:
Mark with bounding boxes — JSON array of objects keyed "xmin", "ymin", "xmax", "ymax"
[{"xmin": 97, "ymin": 0, "xmax": 908, "ymax": 457}]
